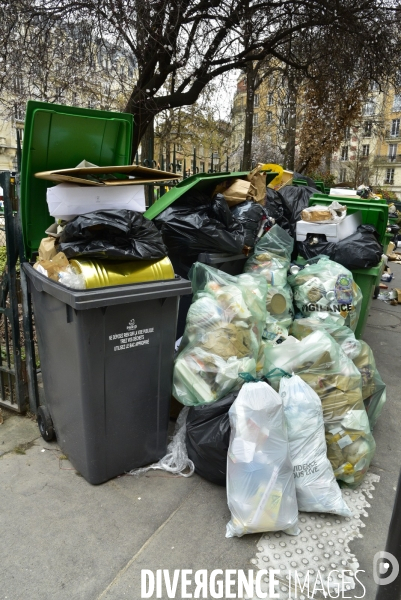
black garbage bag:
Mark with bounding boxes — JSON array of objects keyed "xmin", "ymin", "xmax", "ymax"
[
  {"xmin": 58, "ymin": 210, "xmax": 168, "ymax": 260},
  {"xmin": 298, "ymin": 234, "xmax": 336, "ymax": 261},
  {"xmin": 333, "ymin": 225, "xmax": 383, "ymax": 270},
  {"xmin": 263, "ymin": 188, "xmax": 291, "ymax": 231},
  {"xmin": 230, "ymin": 201, "xmax": 265, "ymax": 248},
  {"xmin": 155, "ymin": 191, "xmax": 245, "ymax": 256},
  {"xmin": 185, "ymin": 392, "xmax": 237, "ymax": 485},
  {"xmin": 292, "ymin": 172, "xmax": 318, "ymax": 189},
  {"xmin": 209, "ymin": 194, "xmax": 237, "ymax": 230},
  {"xmin": 279, "ymin": 185, "xmax": 317, "ymax": 239}
]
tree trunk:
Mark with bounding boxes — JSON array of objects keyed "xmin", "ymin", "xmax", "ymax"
[
  {"xmin": 283, "ymin": 73, "xmax": 297, "ymax": 171},
  {"xmin": 140, "ymin": 118, "xmax": 155, "ymax": 205},
  {"xmin": 242, "ymin": 63, "xmax": 256, "ymax": 171}
]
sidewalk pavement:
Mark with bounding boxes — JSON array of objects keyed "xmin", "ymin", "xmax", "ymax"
[{"xmin": 1, "ymin": 264, "xmax": 401, "ymax": 600}]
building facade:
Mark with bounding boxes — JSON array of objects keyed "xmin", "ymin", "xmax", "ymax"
[{"xmin": 230, "ymin": 74, "xmax": 401, "ymax": 198}]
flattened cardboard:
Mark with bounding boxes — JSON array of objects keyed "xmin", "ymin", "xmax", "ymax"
[{"xmin": 35, "ymin": 165, "xmax": 180, "ymax": 186}]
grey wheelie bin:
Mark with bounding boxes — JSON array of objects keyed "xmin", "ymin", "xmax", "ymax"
[{"xmin": 23, "ymin": 266, "xmax": 191, "ymax": 484}]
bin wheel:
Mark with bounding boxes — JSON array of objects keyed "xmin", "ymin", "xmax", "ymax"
[
  {"xmin": 37, "ymin": 406, "xmax": 55, "ymax": 442},
  {"xmin": 373, "ymin": 285, "xmax": 380, "ymax": 299}
]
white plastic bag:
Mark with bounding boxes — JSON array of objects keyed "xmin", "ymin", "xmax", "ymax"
[
  {"xmin": 226, "ymin": 381, "xmax": 299, "ymax": 537},
  {"xmin": 280, "ymin": 375, "xmax": 351, "ymax": 517},
  {"xmin": 126, "ymin": 407, "xmax": 194, "ymax": 478}
]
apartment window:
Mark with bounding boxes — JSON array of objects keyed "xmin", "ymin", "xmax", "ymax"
[
  {"xmin": 364, "ymin": 121, "xmax": 372, "ymax": 137},
  {"xmin": 391, "ymin": 118, "xmax": 400, "ymax": 137},
  {"xmin": 266, "ymin": 111, "xmax": 272, "ymax": 124},
  {"xmin": 385, "ymin": 168, "xmax": 395, "ymax": 184},
  {"xmin": 339, "ymin": 168, "xmax": 347, "ymax": 183},
  {"xmin": 362, "ymin": 144, "xmax": 370, "ymax": 157},
  {"xmin": 176, "ymin": 161, "xmax": 182, "ymax": 172},
  {"xmin": 200, "ymin": 162, "xmax": 205, "ymax": 173},
  {"xmin": 268, "ymin": 92, "xmax": 274, "ymax": 106},
  {"xmin": 253, "ymin": 113, "xmax": 259, "ymax": 126},
  {"xmin": 344, "ymin": 126, "xmax": 351, "ymax": 140},
  {"xmin": 392, "ymin": 95, "xmax": 401, "ymax": 112},
  {"xmin": 362, "ymin": 101, "xmax": 375, "ymax": 116},
  {"xmin": 388, "ymin": 143, "xmax": 397, "ymax": 160},
  {"xmin": 254, "ymin": 94, "xmax": 259, "ymax": 107},
  {"xmin": 175, "ymin": 143, "xmax": 183, "ymax": 152},
  {"xmin": 361, "ymin": 167, "xmax": 370, "ymax": 185},
  {"xmin": 341, "ymin": 146, "xmax": 349, "ymax": 161}
]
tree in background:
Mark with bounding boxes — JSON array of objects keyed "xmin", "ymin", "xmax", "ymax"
[{"xmin": 1, "ymin": 0, "xmax": 399, "ymax": 160}]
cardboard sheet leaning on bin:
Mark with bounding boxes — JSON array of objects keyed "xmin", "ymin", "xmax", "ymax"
[
  {"xmin": 290, "ymin": 314, "xmax": 386, "ymax": 429},
  {"xmin": 264, "ymin": 329, "xmax": 376, "ymax": 488},
  {"xmin": 173, "ymin": 263, "xmax": 268, "ymax": 407},
  {"xmin": 35, "ymin": 164, "xmax": 180, "ymax": 186}
]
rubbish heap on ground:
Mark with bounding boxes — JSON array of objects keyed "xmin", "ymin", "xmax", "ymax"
[{"xmin": 27, "ymin": 144, "xmax": 390, "ymax": 538}]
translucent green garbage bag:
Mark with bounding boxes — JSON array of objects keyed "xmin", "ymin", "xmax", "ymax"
[
  {"xmin": 291, "ymin": 315, "xmax": 386, "ymax": 429},
  {"xmin": 264, "ymin": 329, "xmax": 376, "ymax": 488},
  {"xmin": 244, "ymin": 224, "xmax": 294, "ymax": 286},
  {"xmin": 245, "ymin": 225, "xmax": 295, "ymax": 342},
  {"xmin": 173, "ymin": 263, "xmax": 267, "ymax": 407},
  {"xmin": 288, "ymin": 257, "xmax": 363, "ymax": 332}
]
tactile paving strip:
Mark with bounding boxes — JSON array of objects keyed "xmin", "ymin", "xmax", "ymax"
[{"xmin": 248, "ymin": 472, "xmax": 380, "ymax": 599}]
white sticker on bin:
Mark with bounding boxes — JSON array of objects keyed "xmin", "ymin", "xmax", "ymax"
[{"xmin": 109, "ymin": 327, "xmax": 155, "ymax": 351}]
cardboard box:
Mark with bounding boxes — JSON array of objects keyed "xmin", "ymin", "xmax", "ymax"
[
  {"xmin": 35, "ymin": 164, "xmax": 180, "ymax": 186},
  {"xmin": 47, "ymin": 183, "xmax": 146, "ymax": 220},
  {"xmin": 296, "ymin": 211, "xmax": 362, "ymax": 242}
]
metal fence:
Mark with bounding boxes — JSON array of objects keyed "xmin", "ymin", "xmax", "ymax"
[{"xmin": 0, "ymin": 172, "xmax": 33, "ymax": 413}]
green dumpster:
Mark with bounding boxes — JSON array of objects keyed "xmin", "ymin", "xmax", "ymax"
[
  {"xmin": 352, "ymin": 260, "xmax": 384, "ymax": 339},
  {"xmin": 144, "ymin": 170, "xmax": 278, "ymax": 221}
]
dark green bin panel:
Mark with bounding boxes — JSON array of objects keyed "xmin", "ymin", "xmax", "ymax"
[
  {"xmin": 309, "ymin": 195, "xmax": 388, "ymax": 244},
  {"xmin": 144, "ymin": 171, "xmax": 278, "ymax": 220},
  {"xmin": 20, "ymin": 101, "xmax": 133, "ymax": 259},
  {"xmin": 352, "ymin": 261, "xmax": 384, "ymax": 339}
]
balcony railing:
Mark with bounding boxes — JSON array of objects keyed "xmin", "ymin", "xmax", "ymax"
[{"xmin": 373, "ymin": 154, "xmax": 401, "ymax": 165}]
